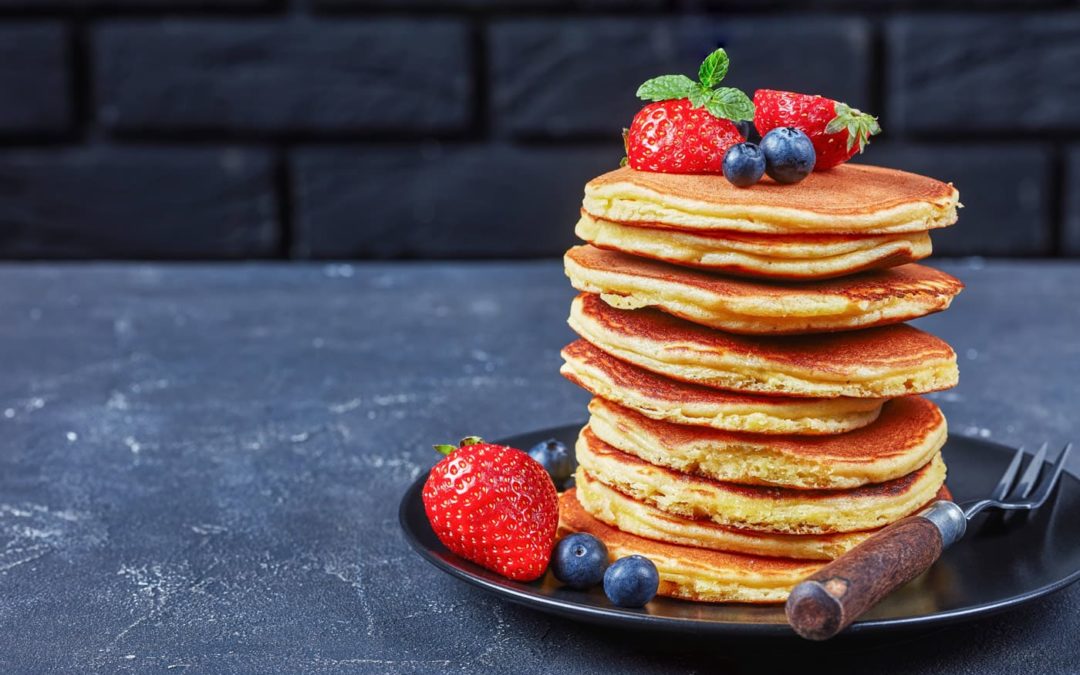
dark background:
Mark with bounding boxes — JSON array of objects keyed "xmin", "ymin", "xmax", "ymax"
[{"xmin": 0, "ymin": 1, "xmax": 1078, "ymax": 260}]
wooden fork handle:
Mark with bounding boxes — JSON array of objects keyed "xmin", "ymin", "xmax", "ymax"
[{"xmin": 785, "ymin": 501, "xmax": 966, "ymax": 640}]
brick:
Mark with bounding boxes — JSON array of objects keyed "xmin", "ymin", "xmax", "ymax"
[
  {"xmin": 0, "ymin": 0, "xmax": 267, "ymax": 6},
  {"xmin": 292, "ymin": 144, "xmax": 621, "ymax": 258},
  {"xmin": 94, "ymin": 20, "xmax": 470, "ymax": 134},
  {"xmin": 1064, "ymin": 148, "xmax": 1080, "ymax": 255},
  {"xmin": 0, "ymin": 148, "xmax": 277, "ymax": 259},
  {"xmin": 489, "ymin": 17, "xmax": 870, "ymax": 138},
  {"xmin": 855, "ymin": 144, "xmax": 1051, "ymax": 256},
  {"xmin": 315, "ymin": 0, "xmax": 659, "ymax": 8},
  {"xmin": 888, "ymin": 15, "xmax": 1080, "ymax": 134},
  {"xmin": 0, "ymin": 24, "xmax": 69, "ymax": 134}
]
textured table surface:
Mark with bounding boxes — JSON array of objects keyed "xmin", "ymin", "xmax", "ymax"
[{"xmin": 0, "ymin": 260, "xmax": 1077, "ymax": 674}]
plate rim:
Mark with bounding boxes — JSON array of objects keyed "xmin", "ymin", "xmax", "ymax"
[{"xmin": 399, "ymin": 426, "xmax": 1080, "ymax": 636}]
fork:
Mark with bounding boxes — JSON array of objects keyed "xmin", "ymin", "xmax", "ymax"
[{"xmin": 786, "ymin": 442, "xmax": 1073, "ymax": 640}]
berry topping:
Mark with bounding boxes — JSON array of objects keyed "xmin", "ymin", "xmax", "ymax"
[
  {"xmin": 624, "ymin": 49, "xmax": 754, "ymax": 174},
  {"xmin": 527, "ymin": 438, "xmax": 573, "ymax": 489},
  {"xmin": 760, "ymin": 127, "xmax": 816, "ymax": 184},
  {"xmin": 722, "ymin": 142, "xmax": 766, "ymax": 188},
  {"xmin": 603, "ymin": 555, "xmax": 660, "ymax": 608},
  {"xmin": 753, "ymin": 89, "xmax": 881, "ymax": 170},
  {"xmin": 422, "ymin": 436, "xmax": 559, "ymax": 582},
  {"xmin": 551, "ymin": 533, "xmax": 609, "ymax": 590}
]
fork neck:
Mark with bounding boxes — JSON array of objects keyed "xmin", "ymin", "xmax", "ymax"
[{"xmin": 921, "ymin": 500, "xmax": 968, "ymax": 548}]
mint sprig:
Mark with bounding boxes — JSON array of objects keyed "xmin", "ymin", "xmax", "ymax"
[
  {"xmin": 824, "ymin": 102, "xmax": 882, "ymax": 153},
  {"xmin": 635, "ymin": 48, "xmax": 754, "ymax": 122}
]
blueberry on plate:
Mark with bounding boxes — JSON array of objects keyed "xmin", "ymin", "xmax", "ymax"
[
  {"xmin": 760, "ymin": 127, "xmax": 816, "ymax": 184},
  {"xmin": 527, "ymin": 438, "xmax": 573, "ymax": 487},
  {"xmin": 551, "ymin": 533, "xmax": 609, "ymax": 589},
  {"xmin": 603, "ymin": 555, "xmax": 659, "ymax": 608},
  {"xmin": 722, "ymin": 142, "xmax": 766, "ymax": 188}
]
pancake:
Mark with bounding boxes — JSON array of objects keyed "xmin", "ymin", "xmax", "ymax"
[
  {"xmin": 565, "ymin": 245, "xmax": 963, "ymax": 334},
  {"xmin": 568, "ymin": 293, "xmax": 958, "ymax": 398},
  {"xmin": 575, "ymin": 470, "xmax": 873, "ymax": 561},
  {"xmin": 575, "ymin": 215, "xmax": 932, "ymax": 280},
  {"xmin": 587, "ymin": 396, "xmax": 946, "ymax": 489},
  {"xmin": 559, "ymin": 489, "xmax": 824, "ymax": 603},
  {"xmin": 581, "ymin": 164, "xmax": 959, "ymax": 235},
  {"xmin": 575, "ymin": 426, "xmax": 947, "ymax": 534},
  {"xmin": 561, "ymin": 340, "xmax": 884, "ymax": 435},
  {"xmin": 574, "ymin": 471, "xmax": 952, "ymax": 561}
]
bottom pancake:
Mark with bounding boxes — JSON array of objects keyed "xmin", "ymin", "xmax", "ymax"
[
  {"xmin": 575, "ymin": 469, "xmax": 952, "ymax": 561},
  {"xmin": 559, "ymin": 489, "xmax": 822, "ymax": 603}
]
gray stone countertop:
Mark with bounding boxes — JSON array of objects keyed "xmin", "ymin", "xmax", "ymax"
[{"xmin": 0, "ymin": 259, "xmax": 1077, "ymax": 673}]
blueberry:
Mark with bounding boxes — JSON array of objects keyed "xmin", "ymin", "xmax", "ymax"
[
  {"xmin": 603, "ymin": 555, "xmax": 659, "ymax": 608},
  {"xmin": 527, "ymin": 438, "xmax": 573, "ymax": 487},
  {"xmin": 760, "ymin": 127, "xmax": 816, "ymax": 184},
  {"xmin": 551, "ymin": 533, "xmax": 609, "ymax": 589},
  {"xmin": 722, "ymin": 142, "xmax": 766, "ymax": 188},
  {"xmin": 734, "ymin": 120, "xmax": 753, "ymax": 141}
]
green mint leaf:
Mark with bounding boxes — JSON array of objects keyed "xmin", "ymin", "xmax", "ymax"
[
  {"xmin": 687, "ymin": 83, "xmax": 712, "ymax": 109},
  {"xmin": 636, "ymin": 74, "xmax": 697, "ymax": 102},
  {"xmin": 705, "ymin": 87, "xmax": 755, "ymax": 122},
  {"xmin": 697, "ymin": 48, "xmax": 730, "ymax": 88}
]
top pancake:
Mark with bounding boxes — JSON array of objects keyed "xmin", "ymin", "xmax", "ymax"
[
  {"xmin": 565, "ymin": 245, "xmax": 963, "ymax": 334},
  {"xmin": 582, "ymin": 164, "xmax": 959, "ymax": 235},
  {"xmin": 569, "ymin": 292, "xmax": 958, "ymax": 398}
]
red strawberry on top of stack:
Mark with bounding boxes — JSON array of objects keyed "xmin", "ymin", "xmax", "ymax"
[
  {"xmin": 624, "ymin": 49, "xmax": 754, "ymax": 174},
  {"xmin": 753, "ymin": 89, "xmax": 882, "ymax": 170}
]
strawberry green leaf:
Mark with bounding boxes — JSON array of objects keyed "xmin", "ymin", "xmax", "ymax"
[
  {"xmin": 636, "ymin": 74, "xmax": 697, "ymax": 102},
  {"xmin": 459, "ymin": 436, "xmax": 483, "ymax": 447},
  {"xmin": 705, "ymin": 87, "xmax": 755, "ymax": 122},
  {"xmin": 826, "ymin": 101, "xmax": 881, "ymax": 154},
  {"xmin": 697, "ymin": 48, "xmax": 730, "ymax": 88},
  {"xmin": 433, "ymin": 444, "xmax": 457, "ymax": 455}
]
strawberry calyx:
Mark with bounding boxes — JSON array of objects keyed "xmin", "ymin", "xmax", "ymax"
[
  {"xmin": 634, "ymin": 48, "xmax": 754, "ymax": 123},
  {"xmin": 824, "ymin": 102, "xmax": 882, "ymax": 153},
  {"xmin": 433, "ymin": 436, "xmax": 484, "ymax": 456}
]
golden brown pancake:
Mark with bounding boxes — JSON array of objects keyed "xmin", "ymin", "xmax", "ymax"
[
  {"xmin": 574, "ymin": 471, "xmax": 873, "ymax": 561},
  {"xmin": 575, "ymin": 215, "xmax": 932, "ymax": 279},
  {"xmin": 582, "ymin": 164, "xmax": 959, "ymax": 235},
  {"xmin": 569, "ymin": 293, "xmax": 958, "ymax": 398},
  {"xmin": 587, "ymin": 396, "xmax": 946, "ymax": 489},
  {"xmin": 565, "ymin": 245, "xmax": 962, "ymax": 333},
  {"xmin": 559, "ymin": 489, "xmax": 823, "ymax": 603},
  {"xmin": 573, "ymin": 471, "xmax": 952, "ymax": 561},
  {"xmin": 575, "ymin": 426, "xmax": 947, "ymax": 534},
  {"xmin": 561, "ymin": 340, "xmax": 884, "ymax": 435}
]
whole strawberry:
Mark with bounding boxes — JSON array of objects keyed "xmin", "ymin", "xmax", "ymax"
[
  {"xmin": 422, "ymin": 436, "xmax": 559, "ymax": 582},
  {"xmin": 753, "ymin": 90, "xmax": 881, "ymax": 170},
  {"xmin": 625, "ymin": 48, "xmax": 754, "ymax": 174}
]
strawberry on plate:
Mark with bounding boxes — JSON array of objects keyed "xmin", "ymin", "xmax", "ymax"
[
  {"xmin": 753, "ymin": 90, "xmax": 881, "ymax": 170},
  {"xmin": 625, "ymin": 48, "xmax": 754, "ymax": 174},
  {"xmin": 422, "ymin": 436, "xmax": 559, "ymax": 582}
]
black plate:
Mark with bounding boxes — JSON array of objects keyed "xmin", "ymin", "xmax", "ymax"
[{"xmin": 400, "ymin": 426, "xmax": 1080, "ymax": 636}]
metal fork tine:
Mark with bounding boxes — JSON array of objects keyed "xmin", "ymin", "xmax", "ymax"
[
  {"xmin": 1029, "ymin": 443, "xmax": 1074, "ymax": 507},
  {"xmin": 1012, "ymin": 442, "xmax": 1049, "ymax": 500},
  {"xmin": 991, "ymin": 446, "xmax": 1026, "ymax": 501}
]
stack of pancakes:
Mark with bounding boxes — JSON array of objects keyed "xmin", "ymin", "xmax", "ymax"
[{"xmin": 557, "ymin": 164, "xmax": 963, "ymax": 603}]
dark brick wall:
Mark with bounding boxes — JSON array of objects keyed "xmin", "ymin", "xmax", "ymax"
[{"xmin": 0, "ymin": 2, "xmax": 1077, "ymax": 260}]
